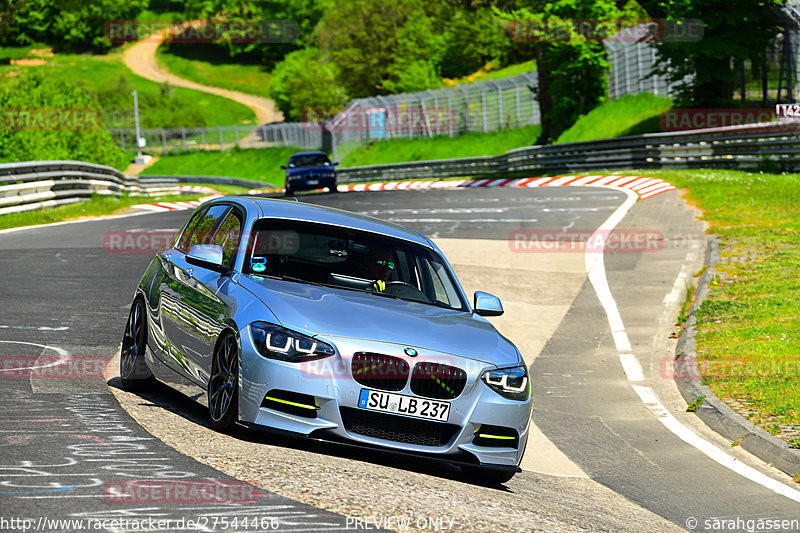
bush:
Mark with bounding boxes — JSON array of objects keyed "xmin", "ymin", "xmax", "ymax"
[
  {"xmin": 268, "ymin": 48, "xmax": 348, "ymax": 121},
  {"xmin": 0, "ymin": 73, "xmax": 127, "ymax": 168}
]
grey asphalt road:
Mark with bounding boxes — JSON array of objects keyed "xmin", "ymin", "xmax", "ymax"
[{"xmin": 1, "ymin": 186, "xmax": 797, "ymax": 532}]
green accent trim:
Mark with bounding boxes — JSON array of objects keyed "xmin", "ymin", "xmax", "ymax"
[
  {"xmin": 264, "ymin": 396, "xmax": 318, "ymax": 410},
  {"xmin": 476, "ymin": 433, "xmax": 515, "ymax": 440}
]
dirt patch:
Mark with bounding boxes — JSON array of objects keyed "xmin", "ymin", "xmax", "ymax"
[
  {"xmin": 10, "ymin": 58, "xmax": 46, "ymax": 66},
  {"xmin": 30, "ymin": 48, "xmax": 54, "ymax": 57}
]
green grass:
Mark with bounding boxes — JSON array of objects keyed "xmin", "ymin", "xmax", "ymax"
[
  {"xmin": 556, "ymin": 93, "xmax": 673, "ymax": 144},
  {"xmin": 0, "ymin": 192, "xmax": 200, "ymax": 231},
  {"xmin": 0, "ymin": 48, "xmax": 256, "ymax": 129},
  {"xmin": 141, "ymin": 147, "xmax": 302, "ymax": 185},
  {"xmin": 633, "ymin": 168, "xmax": 800, "ymax": 438},
  {"xmin": 443, "ymin": 60, "xmax": 536, "ymax": 86},
  {"xmin": 157, "ymin": 44, "xmax": 272, "ymax": 97},
  {"xmin": 342, "ymin": 125, "xmax": 541, "ymax": 167}
]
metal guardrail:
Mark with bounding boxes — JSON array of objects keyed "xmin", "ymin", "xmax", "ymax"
[
  {"xmin": 0, "ymin": 161, "xmax": 181, "ymax": 216},
  {"xmin": 142, "ymin": 175, "xmax": 274, "ymax": 189},
  {"xmin": 336, "ymin": 121, "xmax": 800, "ymax": 183}
]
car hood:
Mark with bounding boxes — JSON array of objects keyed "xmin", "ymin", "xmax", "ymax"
[
  {"xmin": 286, "ymin": 166, "xmax": 335, "ymax": 176},
  {"xmin": 238, "ymin": 276, "xmax": 520, "ymax": 367}
]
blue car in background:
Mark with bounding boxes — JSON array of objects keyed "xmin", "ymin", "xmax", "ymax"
[{"xmin": 281, "ymin": 151, "xmax": 339, "ymax": 196}]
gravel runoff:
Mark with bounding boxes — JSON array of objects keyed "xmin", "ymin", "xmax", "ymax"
[{"xmin": 109, "ymin": 354, "xmax": 682, "ymax": 533}]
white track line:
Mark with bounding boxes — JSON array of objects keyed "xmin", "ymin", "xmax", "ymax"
[{"xmin": 586, "ymin": 185, "xmax": 800, "ymax": 504}]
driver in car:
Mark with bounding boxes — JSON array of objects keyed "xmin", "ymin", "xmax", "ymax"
[{"xmin": 366, "ymin": 249, "xmax": 395, "ymax": 292}]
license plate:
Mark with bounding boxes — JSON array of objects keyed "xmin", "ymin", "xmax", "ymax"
[
  {"xmin": 358, "ymin": 389, "xmax": 450, "ymax": 422},
  {"xmin": 306, "ymin": 179, "xmax": 319, "ymax": 186}
]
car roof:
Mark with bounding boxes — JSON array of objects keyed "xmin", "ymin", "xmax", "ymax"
[
  {"xmin": 211, "ymin": 197, "xmax": 432, "ymax": 247},
  {"xmin": 289, "ymin": 151, "xmax": 329, "ymax": 157}
]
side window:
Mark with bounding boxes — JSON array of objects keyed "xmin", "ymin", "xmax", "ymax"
[
  {"xmin": 176, "ymin": 207, "xmax": 207, "ymax": 251},
  {"xmin": 211, "ymin": 211, "xmax": 243, "ymax": 268},
  {"xmin": 184, "ymin": 205, "xmax": 230, "ymax": 251}
]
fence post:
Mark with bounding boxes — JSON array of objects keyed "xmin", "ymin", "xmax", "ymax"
[
  {"xmin": 481, "ymin": 89, "xmax": 488, "ymax": 133},
  {"xmin": 234, "ymin": 126, "xmax": 239, "ymax": 147},
  {"xmin": 161, "ymin": 129, "xmax": 167, "ymax": 154},
  {"xmin": 119, "ymin": 130, "xmax": 126, "ymax": 150},
  {"xmin": 218, "ymin": 127, "xmax": 224, "ymax": 151},
  {"xmin": 251, "ymin": 126, "xmax": 256, "ymax": 148},
  {"xmin": 201, "ymin": 129, "xmax": 206, "ymax": 150},
  {"xmin": 448, "ymin": 94, "xmax": 454, "ymax": 136}
]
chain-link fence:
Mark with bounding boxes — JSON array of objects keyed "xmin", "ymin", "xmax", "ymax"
[
  {"xmin": 602, "ymin": 29, "xmax": 687, "ymax": 100},
  {"xmin": 112, "ymin": 123, "xmax": 324, "ymax": 153},
  {"xmin": 328, "ymin": 72, "xmax": 540, "ymax": 160}
]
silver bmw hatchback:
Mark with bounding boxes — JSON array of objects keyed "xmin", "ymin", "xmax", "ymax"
[{"xmin": 121, "ymin": 197, "xmax": 532, "ymax": 483}]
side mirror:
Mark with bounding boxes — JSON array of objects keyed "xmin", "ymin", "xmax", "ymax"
[
  {"xmin": 333, "ymin": 161, "xmax": 340, "ymax": 166},
  {"xmin": 186, "ymin": 244, "xmax": 228, "ymax": 274},
  {"xmin": 474, "ymin": 291, "xmax": 503, "ymax": 317},
  {"xmin": 280, "ymin": 165, "xmax": 287, "ymax": 170}
]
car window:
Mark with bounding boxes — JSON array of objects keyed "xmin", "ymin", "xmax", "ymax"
[
  {"xmin": 244, "ymin": 219, "xmax": 467, "ymax": 311},
  {"xmin": 210, "ymin": 211, "xmax": 243, "ymax": 268},
  {"xmin": 183, "ymin": 205, "xmax": 230, "ymax": 252},
  {"xmin": 289, "ymin": 154, "xmax": 331, "ymax": 167},
  {"xmin": 176, "ymin": 207, "xmax": 208, "ymax": 251}
]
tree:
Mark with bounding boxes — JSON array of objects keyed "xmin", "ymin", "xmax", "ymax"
[
  {"xmin": 440, "ymin": 7, "xmax": 510, "ymax": 78},
  {"xmin": 497, "ymin": 0, "xmax": 620, "ymax": 143},
  {"xmin": 645, "ymin": 0, "xmax": 784, "ymax": 106},
  {"xmin": 183, "ymin": 0, "xmax": 331, "ymax": 69},
  {"xmin": 4, "ymin": 0, "xmax": 148, "ymax": 51},
  {"xmin": 318, "ymin": 0, "xmax": 444, "ymax": 97}
]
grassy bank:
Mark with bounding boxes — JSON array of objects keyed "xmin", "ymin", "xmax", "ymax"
[
  {"xmin": 342, "ymin": 125, "xmax": 541, "ymax": 167},
  {"xmin": 157, "ymin": 45, "xmax": 273, "ymax": 97},
  {"xmin": 141, "ymin": 147, "xmax": 301, "ymax": 185},
  {"xmin": 0, "ymin": 193, "xmax": 200, "ymax": 231},
  {"xmin": 0, "ymin": 47, "xmax": 256, "ymax": 129},
  {"xmin": 556, "ymin": 93, "xmax": 673, "ymax": 144},
  {"xmin": 641, "ymin": 168, "xmax": 800, "ymax": 440}
]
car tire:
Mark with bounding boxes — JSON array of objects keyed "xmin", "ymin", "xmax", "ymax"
[
  {"xmin": 120, "ymin": 297, "xmax": 154, "ymax": 390},
  {"xmin": 328, "ymin": 182, "xmax": 338, "ymax": 193},
  {"xmin": 208, "ymin": 333, "xmax": 239, "ymax": 432},
  {"xmin": 461, "ymin": 465, "xmax": 516, "ymax": 485},
  {"xmin": 284, "ymin": 188, "xmax": 294, "ymax": 196}
]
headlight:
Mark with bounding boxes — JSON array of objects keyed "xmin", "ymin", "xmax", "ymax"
[
  {"xmin": 481, "ymin": 365, "xmax": 530, "ymax": 401},
  {"xmin": 249, "ymin": 322, "xmax": 335, "ymax": 362}
]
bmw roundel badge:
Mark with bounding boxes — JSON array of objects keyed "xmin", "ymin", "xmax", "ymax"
[{"xmin": 404, "ymin": 347, "xmax": 418, "ymax": 357}]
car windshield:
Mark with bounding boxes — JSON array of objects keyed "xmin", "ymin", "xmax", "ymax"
[
  {"xmin": 289, "ymin": 154, "xmax": 331, "ymax": 167},
  {"xmin": 244, "ymin": 219, "xmax": 467, "ymax": 311}
]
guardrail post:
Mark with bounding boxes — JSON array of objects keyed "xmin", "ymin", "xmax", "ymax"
[
  {"xmin": 234, "ymin": 126, "xmax": 239, "ymax": 147},
  {"xmin": 218, "ymin": 127, "xmax": 224, "ymax": 151},
  {"xmin": 119, "ymin": 130, "xmax": 126, "ymax": 150},
  {"xmin": 180, "ymin": 128, "xmax": 186, "ymax": 151},
  {"xmin": 161, "ymin": 129, "xmax": 167, "ymax": 154},
  {"xmin": 201, "ymin": 129, "xmax": 207, "ymax": 150}
]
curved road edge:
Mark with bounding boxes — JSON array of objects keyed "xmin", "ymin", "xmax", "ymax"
[{"xmin": 674, "ymin": 238, "xmax": 800, "ymax": 478}]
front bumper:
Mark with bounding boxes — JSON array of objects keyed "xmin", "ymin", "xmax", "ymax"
[
  {"xmin": 286, "ymin": 174, "xmax": 336, "ymax": 191},
  {"xmin": 238, "ymin": 332, "xmax": 532, "ymax": 468}
]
